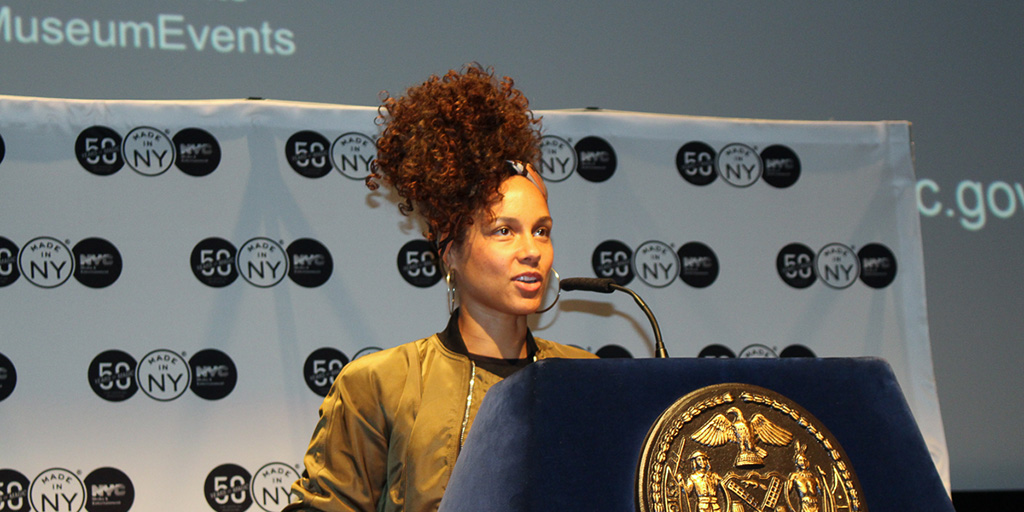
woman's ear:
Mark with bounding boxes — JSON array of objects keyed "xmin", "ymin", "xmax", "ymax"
[
  {"xmin": 441, "ymin": 250, "xmax": 452, "ymax": 273},
  {"xmin": 440, "ymin": 240, "xmax": 456, "ymax": 274}
]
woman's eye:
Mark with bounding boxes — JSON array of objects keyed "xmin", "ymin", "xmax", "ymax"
[
  {"xmin": 495, "ymin": 227, "xmax": 511, "ymax": 236},
  {"xmin": 534, "ymin": 227, "xmax": 550, "ymax": 237}
]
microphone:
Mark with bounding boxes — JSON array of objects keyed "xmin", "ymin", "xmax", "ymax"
[
  {"xmin": 559, "ymin": 278, "xmax": 668, "ymax": 358},
  {"xmin": 560, "ymin": 277, "xmax": 616, "ymax": 293}
]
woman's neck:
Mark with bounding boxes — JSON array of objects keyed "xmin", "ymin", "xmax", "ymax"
[{"xmin": 457, "ymin": 307, "xmax": 529, "ymax": 359}]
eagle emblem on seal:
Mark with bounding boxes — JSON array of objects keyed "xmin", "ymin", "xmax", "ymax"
[{"xmin": 690, "ymin": 406, "xmax": 794, "ymax": 467}]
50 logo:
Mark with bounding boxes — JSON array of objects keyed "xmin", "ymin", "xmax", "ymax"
[
  {"xmin": 75, "ymin": 126, "xmax": 221, "ymax": 177},
  {"xmin": 0, "ymin": 237, "xmax": 122, "ymax": 289},
  {"xmin": 591, "ymin": 239, "xmax": 719, "ymax": 289},
  {"xmin": 776, "ymin": 242, "xmax": 897, "ymax": 289},
  {"xmin": 676, "ymin": 141, "xmax": 800, "ymax": 189},
  {"xmin": 191, "ymin": 237, "xmax": 333, "ymax": 288},
  {"xmin": 396, "ymin": 240, "xmax": 441, "ymax": 288},
  {"xmin": 88, "ymin": 348, "xmax": 237, "ymax": 402},
  {"xmin": 285, "ymin": 131, "xmax": 375, "ymax": 180},
  {"xmin": 302, "ymin": 347, "xmax": 381, "ymax": 397}
]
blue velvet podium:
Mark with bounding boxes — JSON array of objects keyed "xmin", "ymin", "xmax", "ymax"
[{"xmin": 439, "ymin": 358, "xmax": 952, "ymax": 512}]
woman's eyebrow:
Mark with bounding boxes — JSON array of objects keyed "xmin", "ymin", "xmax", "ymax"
[{"xmin": 492, "ymin": 216, "xmax": 552, "ymax": 225}]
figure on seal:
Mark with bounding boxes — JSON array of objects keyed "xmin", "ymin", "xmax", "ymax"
[
  {"xmin": 786, "ymin": 442, "xmax": 825, "ymax": 512},
  {"xmin": 678, "ymin": 450, "xmax": 726, "ymax": 512}
]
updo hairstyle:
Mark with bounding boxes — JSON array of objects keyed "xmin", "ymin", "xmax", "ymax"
[{"xmin": 368, "ymin": 65, "xmax": 542, "ymax": 255}]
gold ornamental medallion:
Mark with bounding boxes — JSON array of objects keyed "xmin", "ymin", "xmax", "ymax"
[{"xmin": 636, "ymin": 383, "xmax": 865, "ymax": 512}]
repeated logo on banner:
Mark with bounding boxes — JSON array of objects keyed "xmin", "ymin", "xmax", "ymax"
[
  {"xmin": 284, "ymin": 131, "xmax": 375, "ymax": 179},
  {"xmin": 584, "ymin": 239, "xmax": 896, "ymax": 290},
  {"xmin": 676, "ymin": 142, "xmax": 801, "ymax": 188},
  {"xmin": 87, "ymin": 348, "xmax": 237, "ymax": 402},
  {"xmin": 776, "ymin": 242, "xmax": 897, "ymax": 289},
  {"xmin": 698, "ymin": 343, "xmax": 818, "ymax": 359},
  {"xmin": 0, "ymin": 237, "xmax": 122, "ymax": 289},
  {"xmin": 0, "ymin": 236, "xmax": 341, "ymax": 289},
  {"xmin": 0, "ymin": 467, "xmax": 134, "ymax": 512},
  {"xmin": 590, "ymin": 239, "xmax": 719, "ymax": 289},
  {"xmin": 74, "ymin": 126, "xmax": 221, "ymax": 177},
  {"xmin": 538, "ymin": 134, "xmax": 800, "ymax": 188},
  {"xmin": 0, "ymin": 463, "xmax": 300, "ymax": 512},
  {"xmin": 190, "ymin": 238, "xmax": 333, "ymax": 288}
]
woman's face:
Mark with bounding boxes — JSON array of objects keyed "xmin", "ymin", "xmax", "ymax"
[{"xmin": 447, "ymin": 172, "xmax": 553, "ymax": 319}]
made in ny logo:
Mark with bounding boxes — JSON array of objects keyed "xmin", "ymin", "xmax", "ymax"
[
  {"xmin": 285, "ymin": 131, "xmax": 375, "ymax": 179},
  {"xmin": 776, "ymin": 242, "xmax": 897, "ymax": 289},
  {"xmin": 676, "ymin": 141, "xmax": 800, "ymax": 189},
  {"xmin": 75, "ymin": 125, "xmax": 221, "ymax": 177},
  {"xmin": 191, "ymin": 237, "xmax": 333, "ymax": 288},
  {"xmin": 536, "ymin": 135, "xmax": 617, "ymax": 183},
  {"xmin": 590, "ymin": 239, "xmax": 719, "ymax": 289},
  {"xmin": 87, "ymin": 348, "xmax": 237, "ymax": 402},
  {"xmin": 1, "ymin": 237, "xmax": 122, "ymax": 289},
  {"xmin": 0, "ymin": 466, "xmax": 134, "ymax": 512}
]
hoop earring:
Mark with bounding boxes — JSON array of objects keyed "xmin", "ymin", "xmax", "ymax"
[
  {"xmin": 535, "ymin": 268, "xmax": 561, "ymax": 314},
  {"xmin": 446, "ymin": 270, "xmax": 457, "ymax": 315}
]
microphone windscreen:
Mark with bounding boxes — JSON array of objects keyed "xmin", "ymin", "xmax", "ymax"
[{"xmin": 560, "ymin": 277, "xmax": 616, "ymax": 293}]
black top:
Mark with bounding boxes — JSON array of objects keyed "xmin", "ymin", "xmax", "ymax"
[{"xmin": 437, "ymin": 310, "xmax": 537, "ymax": 378}]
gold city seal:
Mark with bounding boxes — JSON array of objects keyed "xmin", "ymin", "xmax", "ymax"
[{"xmin": 636, "ymin": 383, "xmax": 865, "ymax": 512}]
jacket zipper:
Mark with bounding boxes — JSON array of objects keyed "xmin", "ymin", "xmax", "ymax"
[
  {"xmin": 457, "ymin": 352, "xmax": 537, "ymax": 452},
  {"xmin": 458, "ymin": 361, "xmax": 477, "ymax": 450}
]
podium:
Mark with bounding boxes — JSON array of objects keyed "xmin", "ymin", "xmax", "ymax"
[{"xmin": 439, "ymin": 358, "xmax": 952, "ymax": 512}]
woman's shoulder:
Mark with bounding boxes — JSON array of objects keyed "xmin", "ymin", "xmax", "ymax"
[{"xmin": 534, "ymin": 337, "xmax": 599, "ymax": 359}]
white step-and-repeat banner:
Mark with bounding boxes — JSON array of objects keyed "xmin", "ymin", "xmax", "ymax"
[{"xmin": 0, "ymin": 96, "xmax": 946, "ymax": 511}]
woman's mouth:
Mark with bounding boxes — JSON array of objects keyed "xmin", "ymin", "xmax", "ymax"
[{"xmin": 513, "ymin": 273, "xmax": 543, "ymax": 291}]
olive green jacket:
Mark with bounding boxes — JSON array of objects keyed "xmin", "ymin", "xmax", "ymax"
[{"xmin": 285, "ymin": 332, "xmax": 595, "ymax": 512}]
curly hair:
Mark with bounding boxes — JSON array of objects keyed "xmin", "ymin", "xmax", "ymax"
[{"xmin": 367, "ymin": 65, "xmax": 542, "ymax": 255}]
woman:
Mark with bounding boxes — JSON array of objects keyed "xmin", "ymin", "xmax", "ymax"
[{"xmin": 285, "ymin": 65, "xmax": 594, "ymax": 512}]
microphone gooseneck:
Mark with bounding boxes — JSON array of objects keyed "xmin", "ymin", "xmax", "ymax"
[{"xmin": 559, "ymin": 277, "xmax": 668, "ymax": 358}]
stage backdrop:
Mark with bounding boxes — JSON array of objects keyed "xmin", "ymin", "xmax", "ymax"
[{"xmin": 0, "ymin": 96, "xmax": 946, "ymax": 512}]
